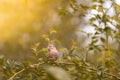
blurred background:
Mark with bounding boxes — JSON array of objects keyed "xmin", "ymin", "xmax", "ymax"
[
  {"xmin": 0, "ymin": 0, "xmax": 120, "ymax": 80},
  {"xmin": 0, "ymin": 0, "xmax": 120, "ymax": 63},
  {"xmin": 0, "ymin": 0, "xmax": 90, "ymax": 60}
]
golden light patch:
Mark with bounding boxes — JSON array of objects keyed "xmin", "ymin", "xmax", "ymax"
[
  {"xmin": 0, "ymin": 0, "xmax": 35, "ymax": 41},
  {"xmin": 0, "ymin": 0, "xmax": 61, "ymax": 41}
]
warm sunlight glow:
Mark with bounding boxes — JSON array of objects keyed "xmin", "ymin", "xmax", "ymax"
[
  {"xmin": 0, "ymin": 0, "xmax": 46, "ymax": 41},
  {"xmin": 0, "ymin": 0, "xmax": 28, "ymax": 41},
  {"xmin": 0, "ymin": 0, "xmax": 61, "ymax": 42}
]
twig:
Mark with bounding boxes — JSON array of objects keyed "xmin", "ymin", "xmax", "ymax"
[
  {"xmin": 7, "ymin": 61, "xmax": 120, "ymax": 80},
  {"xmin": 61, "ymin": 62, "xmax": 120, "ymax": 80},
  {"xmin": 8, "ymin": 62, "xmax": 44, "ymax": 80},
  {"xmin": 58, "ymin": 62, "xmax": 75, "ymax": 65},
  {"xmin": 80, "ymin": 66, "xmax": 120, "ymax": 80},
  {"xmin": 8, "ymin": 69, "xmax": 25, "ymax": 80},
  {"xmin": 30, "ymin": 62, "xmax": 44, "ymax": 68},
  {"xmin": 104, "ymin": 72, "xmax": 120, "ymax": 80}
]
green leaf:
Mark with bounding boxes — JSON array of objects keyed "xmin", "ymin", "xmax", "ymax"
[
  {"xmin": 112, "ymin": 16, "xmax": 120, "ymax": 23},
  {"xmin": 96, "ymin": 15, "xmax": 101, "ymax": 19},
  {"xmin": 51, "ymin": 39, "xmax": 60, "ymax": 44},
  {"xmin": 100, "ymin": 37, "xmax": 105, "ymax": 42},
  {"xmin": 92, "ymin": 39, "xmax": 98, "ymax": 44},
  {"xmin": 71, "ymin": 0, "xmax": 77, "ymax": 3},
  {"xmin": 89, "ymin": 46, "xmax": 94, "ymax": 50},
  {"xmin": 98, "ymin": 6, "xmax": 103, "ymax": 12},
  {"xmin": 92, "ymin": 24, "xmax": 98, "ymax": 28},
  {"xmin": 92, "ymin": 5, "xmax": 97, "ymax": 9},
  {"xmin": 115, "ymin": 25, "xmax": 120, "ymax": 30},
  {"xmin": 50, "ymin": 29, "xmax": 57, "ymax": 35},
  {"xmin": 104, "ymin": 27, "xmax": 111, "ymax": 34},
  {"xmin": 80, "ymin": 4, "xmax": 89, "ymax": 10},
  {"xmin": 92, "ymin": 0, "xmax": 97, "ymax": 2},
  {"xmin": 42, "ymin": 34, "xmax": 49, "ymax": 39},
  {"xmin": 90, "ymin": 18, "xmax": 96, "ymax": 22},
  {"xmin": 92, "ymin": 36, "xmax": 97, "ymax": 39},
  {"xmin": 99, "ymin": 0, "xmax": 104, "ymax": 3},
  {"xmin": 39, "ymin": 48, "xmax": 48, "ymax": 53}
]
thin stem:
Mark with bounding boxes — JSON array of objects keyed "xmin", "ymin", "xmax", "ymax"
[
  {"xmin": 8, "ymin": 69, "xmax": 25, "ymax": 80},
  {"xmin": 8, "ymin": 62, "xmax": 44, "ymax": 80},
  {"xmin": 106, "ymin": 34, "xmax": 109, "ymax": 49}
]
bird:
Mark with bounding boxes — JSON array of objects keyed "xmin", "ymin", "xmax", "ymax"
[{"xmin": 47, "ymin": 44, "xmax": 59, "ymax": 60}]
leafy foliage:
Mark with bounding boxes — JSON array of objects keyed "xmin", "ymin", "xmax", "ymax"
[
  {"xmin": 0, "ymin": 28, "xmax": 120, "ymax": 80},
  {"xmin": 0, "ymin": 0, "xmax": 120, "ymax": 80}
]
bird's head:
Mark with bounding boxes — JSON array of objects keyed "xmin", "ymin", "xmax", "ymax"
[{"xmin": 47, "ymin": 44, "xmax": 56, "ymax": 51}]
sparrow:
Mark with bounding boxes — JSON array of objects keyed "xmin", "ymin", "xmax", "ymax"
[{"xmin": 47, "ymin": 44, "xmax": 59, "ymax": 60}]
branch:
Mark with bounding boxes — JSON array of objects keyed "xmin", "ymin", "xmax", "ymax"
[
  {"xmin": 58, "ymin": 62, "xmax": 120, "ymax": 80},
  {"xmin": 8, "ymin": 62, "xmax": 44, "ymax": 80},
  {"xmin": 30, "ymin": 62, "xmax": 44, "ymax": 67},
  {"xmin": 7, "ymin": 61, "xmax": 120, "ymax": 80},
  {"xmin": 81, "ymin": 66, "xmax": 120, "ymax": 80},
  {"xmin": 104, "ymin": 72, "xmax": 120, "ymax": 80},
  {"xmin": 58, "ymin": 62, "xmax": 74, "ymax": 65},
  {"xmin": 8, "ymin": 69, "xmax": 25, "ymax": 80}
]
